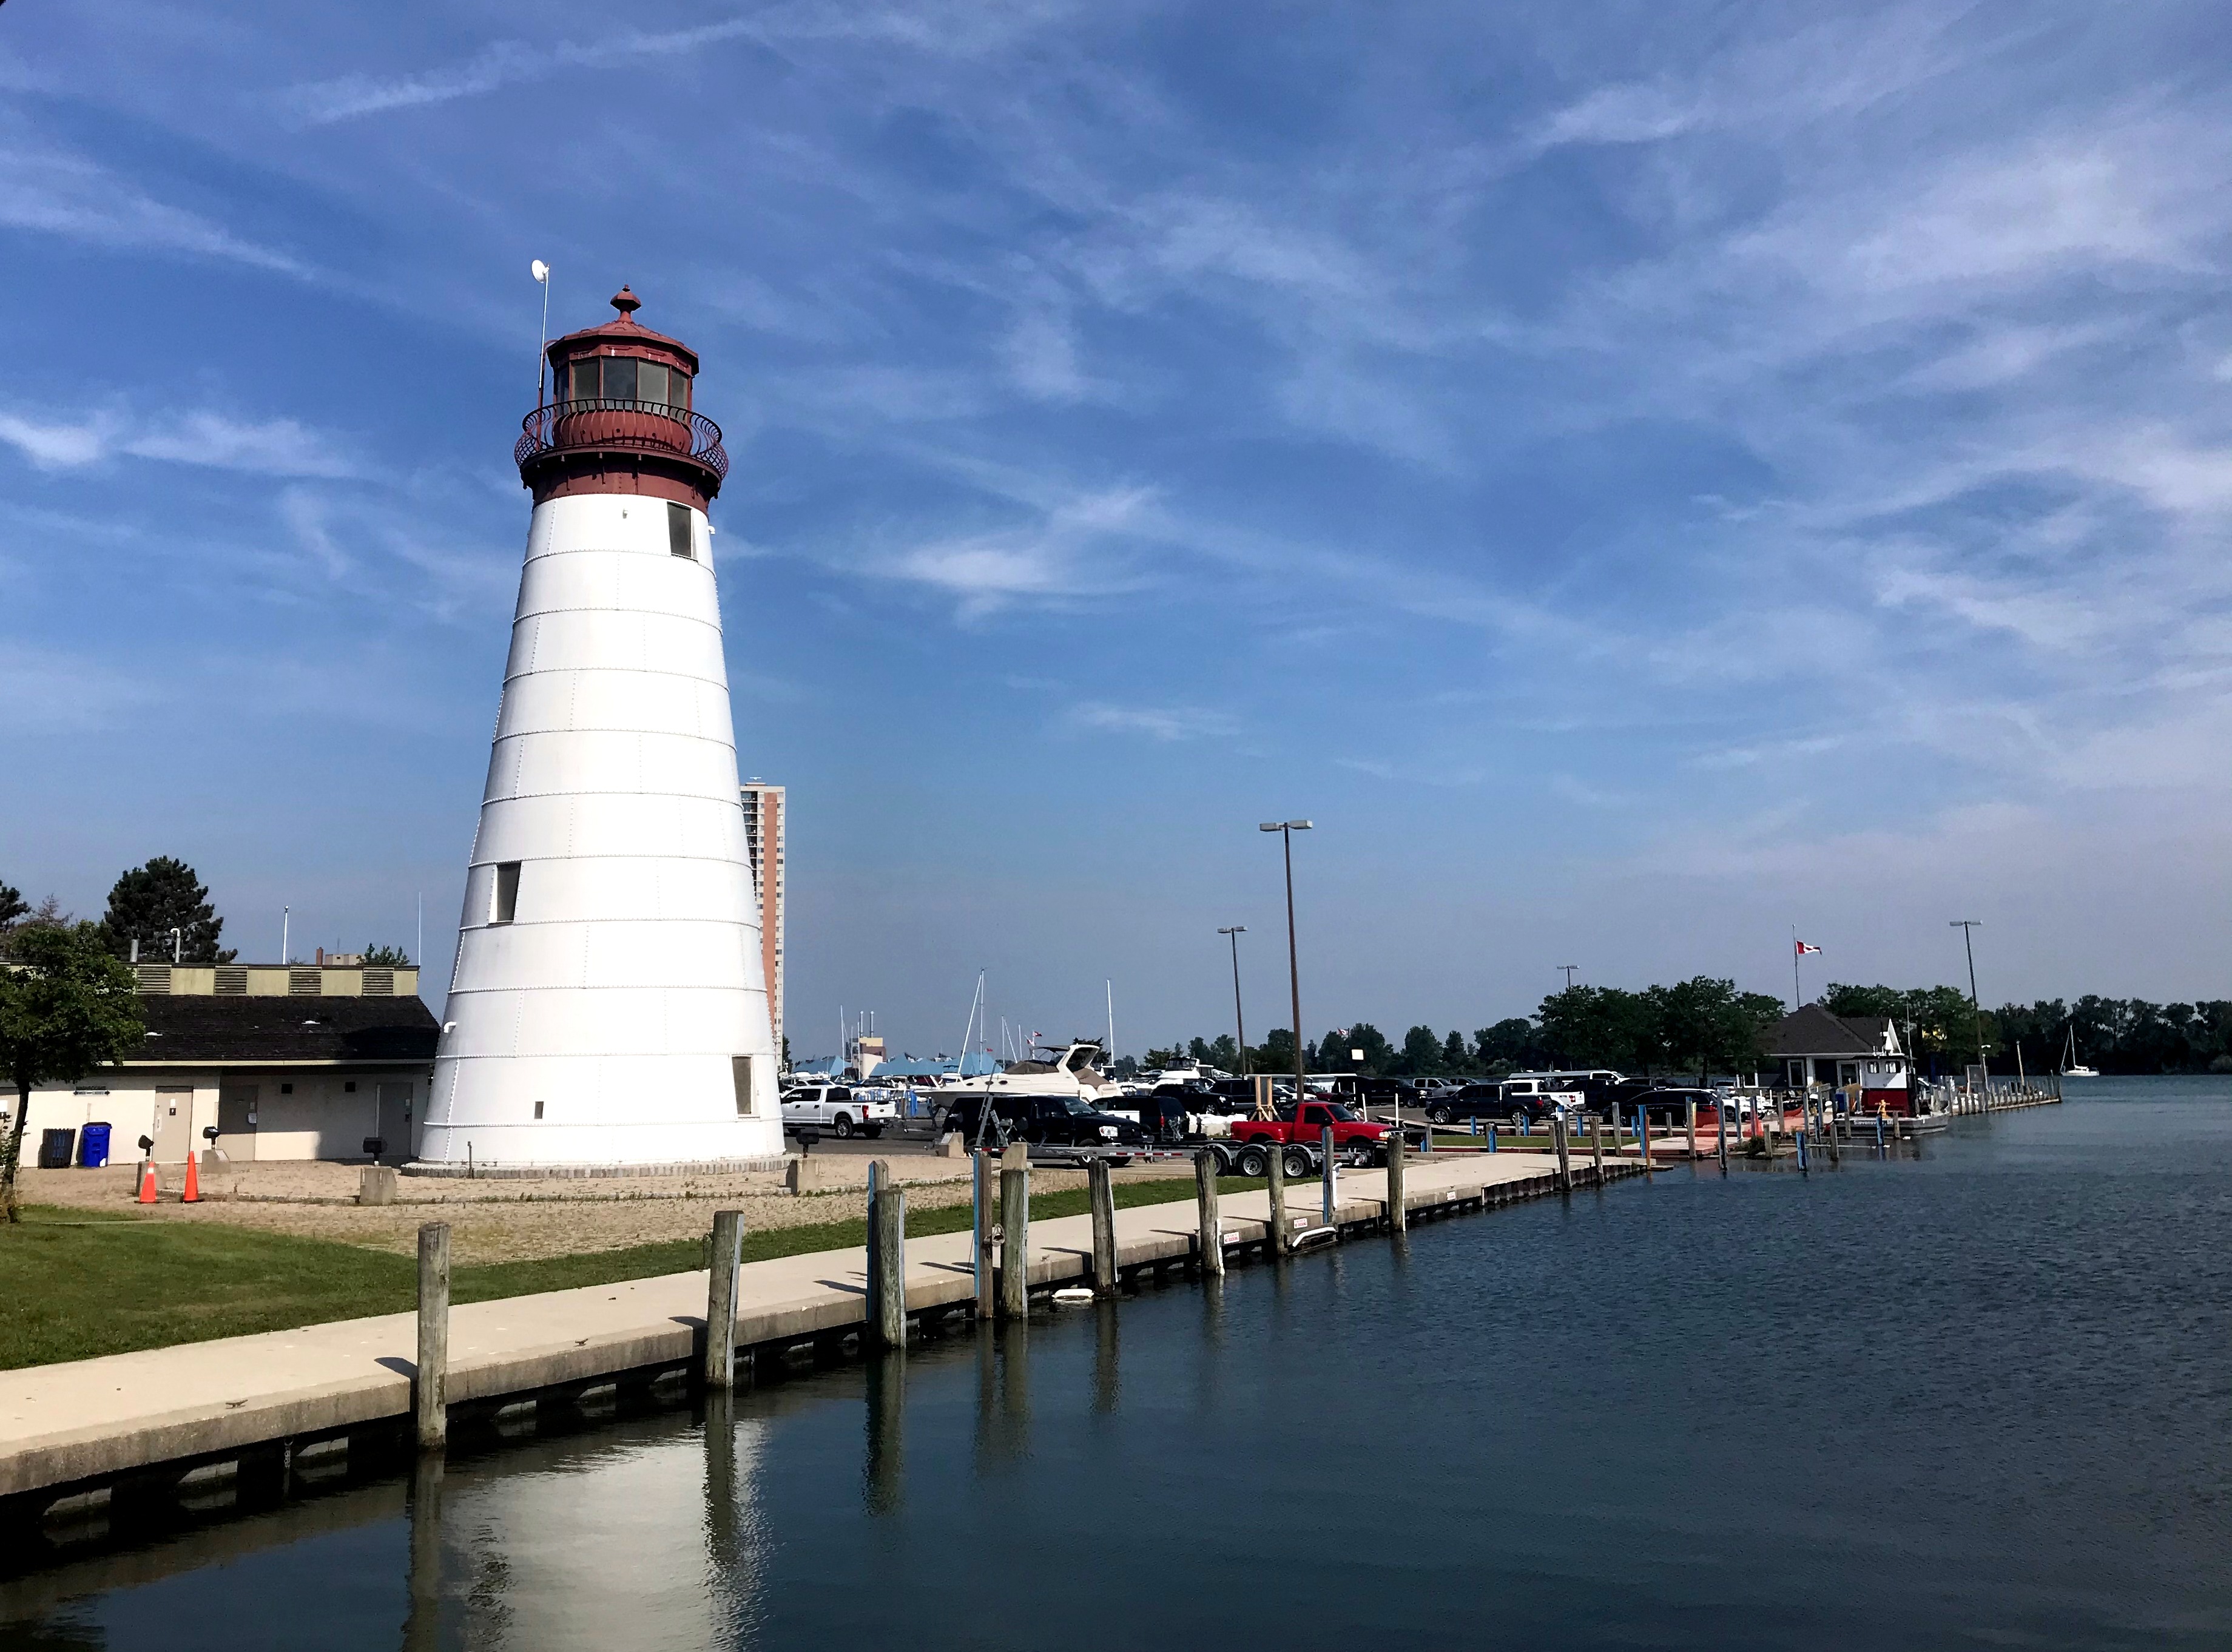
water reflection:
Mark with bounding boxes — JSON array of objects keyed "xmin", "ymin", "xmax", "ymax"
[
  {"xmin": 862, "ymin": 1353, "xmax": 904, "ymax": 1517},
  {"xmin": 1090, "ymin": 1302, "xmax": 1119, "ymax": 1417},
  {"xmin": 402, "ymin": 1455, "xmax": 442, "ymax": 1652}
]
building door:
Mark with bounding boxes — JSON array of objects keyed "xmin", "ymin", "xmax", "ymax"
[
  {"xmin": 375, "ymin": 1082, "xmax": 413, "ymax": 1163},
  {"xmin": 150, "ymin": 1087, "xmax": 194, "ymax": 1163},
  {"xmin": 217, "ymin": 1084, "xmax": 259, "ymax": 1162}
]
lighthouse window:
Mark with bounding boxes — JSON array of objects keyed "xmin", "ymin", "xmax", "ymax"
[
  {"xmin": 567, "ymin": 357, "xmax": 598, "ymax": 400},
  {"xmin": 601, "ymin": 356, "xmax": 638, "ymax": 403},
  {"xmin": 668, "ymin": 502, "xmax": 692, "ymax": 558},
  {"xmin": 639, "ymin": 362, "xmax": 670, "ymax": 405},
  {"xmin": 491, "ymin": 861, "xmax": 520, "ymax": 925}
]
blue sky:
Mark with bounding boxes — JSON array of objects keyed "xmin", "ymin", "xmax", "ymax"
[{"xmin": 4, "ymin": 2, "xmax": 2230, "ymax": 1062}]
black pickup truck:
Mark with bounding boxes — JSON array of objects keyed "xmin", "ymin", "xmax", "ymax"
[{"xmin": 940, "ymin": 1093, "xmax": 1149, "ymax": 1159}]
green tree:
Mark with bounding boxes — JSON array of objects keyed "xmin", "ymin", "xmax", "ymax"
[
  {"xmin": 1440, "ymin": 1028, "xmax": 1474, "ymax": 1074},
  {"xmin": 101, "ymin": 857, "xmax": 235, "ymax": 963},
  {"xmin": 362, "ymin": 943, "xmax": 412, "ymax": 967},
  {"xmin": 1255, "ymin": 1028, "xmax": 1300, "ymax": 1075},
  {"xmin": 1473, "ymin": 1018, "xmax": 1542, "ymax": 1074},
  {"xmin": 1392, "ymin": 1024, "xmax": 1445, "ymax": 1076},
  {"xmin": 1, "ymin": 923, "xmax": 146, "ymax": 1222},
  {"xmin": 0, "ymin": 882, "xmax": 24, "ymax": 931}
]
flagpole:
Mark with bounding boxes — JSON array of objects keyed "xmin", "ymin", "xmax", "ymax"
[{"xmin": 1792, "ymin": 925, "xmax": 1801, "ymax": 1010}]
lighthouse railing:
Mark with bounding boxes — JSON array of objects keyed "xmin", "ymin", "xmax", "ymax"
[{"xmin": 516, "ymin": 398, "xmax": 728, "ymax": 480}]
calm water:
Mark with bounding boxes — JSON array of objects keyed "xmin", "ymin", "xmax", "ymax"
[{"xmin": 8, "ymin": 1077, "xmax": 2229, "ymax": 1650}]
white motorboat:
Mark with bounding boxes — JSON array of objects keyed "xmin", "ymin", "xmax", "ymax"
[{"xmin": 934, "ymin": 1039, "xmax": 1127, "ymax": 1107}]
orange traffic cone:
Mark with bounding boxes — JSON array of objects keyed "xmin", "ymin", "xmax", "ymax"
[
  {"xmin": 181, "ymin": 1151, "xmax": 201, "ymax": 1204},
  {"xmin": 137, "ymin": 1159, "xmax": 159, "ymax": 1203}
]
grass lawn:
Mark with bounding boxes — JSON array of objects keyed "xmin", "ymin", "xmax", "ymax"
[{"xmin": 0, "ymin": 1175, "xmax": 1263, "ymax": 1372}]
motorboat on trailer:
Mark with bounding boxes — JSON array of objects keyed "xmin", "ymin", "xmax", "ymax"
[{"xmin": 933, "ymin": 1039, "xmax": 1128, "ymax": 1110}]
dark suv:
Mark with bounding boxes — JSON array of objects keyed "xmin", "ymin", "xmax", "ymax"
[
  {"xmin": 940, "ymin": 1094, "xmax": 1149, "ymax": 1159},
  {"xmin": 1424, "ymin": 1082, "xmax": 1576, "ymax": 1127}
]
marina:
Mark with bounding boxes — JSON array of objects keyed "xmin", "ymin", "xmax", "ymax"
[{"xmin": 2, "ymin": 1080, "xmax": 2224, "ymax": 1650}]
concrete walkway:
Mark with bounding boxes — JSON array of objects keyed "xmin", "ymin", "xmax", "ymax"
[{"xmin": 0, "ymin": 1152, "xmax": 1599, "ymax": 1503}]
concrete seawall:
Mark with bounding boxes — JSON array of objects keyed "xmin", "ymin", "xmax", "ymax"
[{"xmin": 0, "ymin": 1151, "xmax": 1636, "ymax": 1534}]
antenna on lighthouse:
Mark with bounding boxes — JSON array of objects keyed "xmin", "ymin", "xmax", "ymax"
[{"xmin": 530, "ymin": 260, "xmax": 551, "ymax": 405}]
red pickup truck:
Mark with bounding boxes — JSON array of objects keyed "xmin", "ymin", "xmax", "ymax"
[{"xmin": 1226, "ymin": 1100, "xmax": 1389, "ymax": 1167}]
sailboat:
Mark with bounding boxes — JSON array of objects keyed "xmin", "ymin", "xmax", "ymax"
[{"xmin": 2061, "ymin": 1025, "xmax": 2099, "ymax": 1079}]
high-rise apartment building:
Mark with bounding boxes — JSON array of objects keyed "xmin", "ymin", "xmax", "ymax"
[{"xmin": 740, "ymin": 781, "xmax": 785, "ymax": 1060}]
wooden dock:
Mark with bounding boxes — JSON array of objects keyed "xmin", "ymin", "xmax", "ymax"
[{"xmin": 0, "ymin": 1151, "xmax": 1642, "ymax": 1551}]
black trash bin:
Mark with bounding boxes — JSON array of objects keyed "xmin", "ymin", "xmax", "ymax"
[{"xmin": 38, "ymin": 1128, "xmax": 78, "ymax": 1170}]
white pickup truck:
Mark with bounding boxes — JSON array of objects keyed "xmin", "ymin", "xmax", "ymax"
[{"xmin": 780, "ymin": 1084, "xmax": 897, "ymax": 1139}]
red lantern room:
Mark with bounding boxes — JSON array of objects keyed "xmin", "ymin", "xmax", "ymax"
[{"xmin": 514, "ymin": 285, "xmax": 728, "ymax": 511}]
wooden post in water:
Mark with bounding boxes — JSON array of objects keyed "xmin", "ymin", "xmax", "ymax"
[
  {"xmin": 415, "ymin": 1222, "xmax": 450, "ymax": 1453},
  {"xmin": 1195, "ymin": 1150, "xmax": 1223, "ymax": 1278},
  {"xmin": 999, "ymin": 1153, "xmax": 1030, "ymax": 1320},
  {"xmin": 1590, "ymin": 1117, "xmax": 1605, "ymax": 1184},
  {"xmin": 1320, "ymin": 1124, "xmax": 1337, "ymax": 1226},
  {"xmin": 703, "ymin": 1208, "xmax": 744, "ymax": 1389},
  {"xmin": 1717, "ymin": 1099, "xmax": 1729, "ymax": 1172},
  {"xmin": 1087, "ymin": 1156, "xmax": 1118, "ymax": 1296},
  {"xmin": 1266, "ymin": 1131, "xmax": 1289, "ymax": 1255},
  {"xmin": 973, "ymin": 1151, "xmax": 996, "ymax": 1320},
  {"xmin": 1551, "ymin": 1113, "xmax": 1572, "ymax": 1193},
  {"xmin": 1386, "ymin": 1122, "xmax": 1407, "ymax": 1233},
  {"xmin": 868, "ymin": 1167, "xmax": 906, "ymax": 1349},
  {"xmin": 1685, "ymin": 1098, "xmax": 1698, "ymax": 1160}
]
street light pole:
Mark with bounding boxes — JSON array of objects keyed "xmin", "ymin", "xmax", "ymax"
[
  {"xmin": 1558, "ymin": 965, "xmax": 1579, "ymax": 991},
  {"xmin": 1259, "ymin": 821, "xmax": 1313, "ymax": 1117},
  {"xmin": 1218, "ymin": 926, "xmax": 1249, "ymax": 1074}
]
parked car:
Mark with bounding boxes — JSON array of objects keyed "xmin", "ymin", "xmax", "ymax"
[
  {"xmin": 938, "ymin": 1093, "xmax": 1148, "ymax": 1159},
  {"xmin": 1423, "ymin": 1079, "xmax": 1585, "ymax": 1127},
  {"xmin": 781, "ymin": 1084, "xmax": 895, "ymax": 1140},
  {"xmin": 1622, "ymin": 1087, "xmax": 1722, "ymax": 1129}
]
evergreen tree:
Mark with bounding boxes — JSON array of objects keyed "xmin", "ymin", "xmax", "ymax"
[
  {"xmin": 100, "ymin": 857, "xmax": 235, "ymax": 963},
  {"xmin": 0, "ymin": 882, "xmax": 24, "ymax": 930},
  {"xmin": 1441, "ymin": 1028, "xmax": 1472, "ymax": 1074},
  {"xmin": 362, "ymin": 943, "xmax": 411, "ymax": 966},
  {"xmin": 1394, "ymin": 1024, "xmax": 1444, "ymax": 1075}
]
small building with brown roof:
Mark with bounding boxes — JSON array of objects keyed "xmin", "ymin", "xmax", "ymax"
[
  {"xmin": 1760, "ymin": 1004, "xmax": 1913, "ymax": 1113},
  {"xmin": 7, "ymin": 963, "xmax": 437, "ymax": 1167}
]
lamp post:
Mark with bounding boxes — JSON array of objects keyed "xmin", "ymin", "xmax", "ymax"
[
  {"xmin": 1950, "ymin": 920, "xmax": 1986, "ymax": 1087},
  {"xmin": 1558, "ymin": 965, "xmax": 1579, "ymax": 991},
  {"xmin": 1218, "ymin": 926, "xmax": 1249, "ymax": 1074},
  {"xmin": 1258, "ymin": 821, "xmax": 1313, "ymax": 1118}
]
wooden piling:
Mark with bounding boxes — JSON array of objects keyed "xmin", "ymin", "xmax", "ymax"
[
  {"xmin": 1320, "ymin": 1123, "xmax": 1337, "ymax": 1226},
  {"xmin": 1685, "ymin": 1098, "xmax": 1698, "ymax": 1160},
  {"xmin": 1195, "ymin": 1150, "xmax": 1224, "ymax": 1278},
  {"xmin": 1266, "ymin": 1131, "xmax": 1289, "ymax": 1255},
  {"xmin": 415, "ymin": 1222, "xmax": 450, "ymax": 1453},
  {"xmin": 1386, "ymin": 1125, "xmax": 1407, "ymax": 1233},
  {"xmin": 999, "ymin": 1160, "xmax": 1030, "ymax": 1319},
  {"xmin": 1087, "ymin": 1156, "xmax": 1118, "ymax": 1296},
  {"xmin": 868, "ymin": 1167, "xmax": 906, "ymax": 1349},
  {"xmin": 973, "ymin": 1150, "xmax": 996, "ymax": 1320},
  {"xmin": 1551, "ymin": 1114, "xmax": 1573, "ymax": 1193},
  {"xmin": 1717, "ymin": 1098, "xmax": 1729, "ymax": 1170},
  {"xmin": 1590, "ymin": 1118, "xmax": 1605, "ymax": 1184},
  {"xmin": 703, "ymin": 1208, "xmax": 744, "ymax": 1390}
]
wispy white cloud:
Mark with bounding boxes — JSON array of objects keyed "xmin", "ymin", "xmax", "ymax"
[
  {"xmin": 0, "ymin": 408, "xmax": 355, "ymax": 477},
  {"xmin": 1064, "ymin": 701, "xmax": 1238, "ymax": 742},
  {"xmin": 0, "ymin": 143, "xmax": 309, "ymax": 276},
  {"xmin": 279, "ymin": 2, "xmax": 1076, "ymax": 124}
]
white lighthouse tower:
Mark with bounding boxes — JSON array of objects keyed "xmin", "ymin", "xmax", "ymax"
[{"xmin": 417, "ymin": 287, "xmax": 782, "ymax": 1171}]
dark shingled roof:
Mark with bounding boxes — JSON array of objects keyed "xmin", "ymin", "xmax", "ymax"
[
  {"xmin": 1759, "ymin": 1004, "xmax": 1898, "ymax": 1059},
  {"xmin": 126, "ymin": 996, "xmax": 439, "ymax": 1065}
]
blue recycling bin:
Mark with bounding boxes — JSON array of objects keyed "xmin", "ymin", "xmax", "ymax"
[{"xmin": 79, "ymin": 1121, "xmax": 112, "ymax": 1168}]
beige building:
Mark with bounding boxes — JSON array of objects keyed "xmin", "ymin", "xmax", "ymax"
[
  {"xmin": 740, "ymin": 781, "xmax": 785, "ymax": 1058},
  {"xmin": 7, "ymin": 962, "xmax": 437, "ymax": 1167}
]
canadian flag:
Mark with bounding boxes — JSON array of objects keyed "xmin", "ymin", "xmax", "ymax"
[{"xmin": 1795, "ymin": 940, "xmax": 1822, "ymax": 956}]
